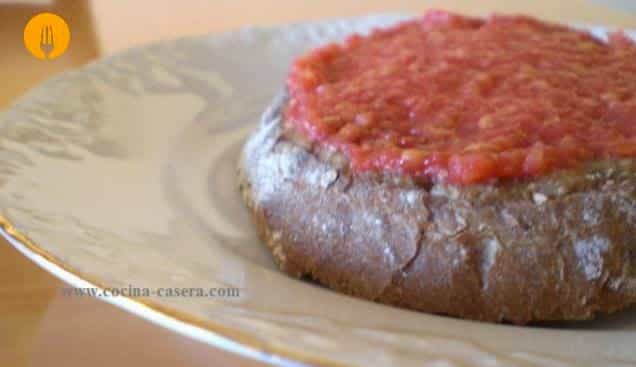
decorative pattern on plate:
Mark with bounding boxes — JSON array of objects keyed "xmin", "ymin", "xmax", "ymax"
[{"xmin": 0, "ymin": 15, "xmax": 635, "ymax": 367}]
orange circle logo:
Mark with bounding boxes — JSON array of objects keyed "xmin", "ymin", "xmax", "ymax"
[{"xmin": 23, "ymin": 12, "xmax": 70, "ymax": 60}]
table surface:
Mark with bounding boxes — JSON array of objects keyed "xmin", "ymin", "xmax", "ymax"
[{"xmin": 1, "ymin": 1, "xmax": 634, "ymax": 366}]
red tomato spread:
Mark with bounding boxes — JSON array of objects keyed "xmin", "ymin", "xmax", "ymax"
[{"xmin": 285, "ymin": 10, "xmax": 636, "ymax": 184}]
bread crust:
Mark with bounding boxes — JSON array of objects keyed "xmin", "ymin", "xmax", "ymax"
[{"xmin": 238, "ymin": 94, "xmax": 636, "ymax": 323}]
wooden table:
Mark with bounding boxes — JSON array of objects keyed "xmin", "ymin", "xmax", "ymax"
[{"xmin": 1, "ymin": 1, "xmax": 633, "ymax": 366}]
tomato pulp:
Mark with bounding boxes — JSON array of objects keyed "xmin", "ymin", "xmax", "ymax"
[{"xmin": 286, "ymin": 10, "xmax": 636, "ymax": 184}]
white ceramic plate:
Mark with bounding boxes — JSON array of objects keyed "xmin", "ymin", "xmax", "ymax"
[{"xmin": 1, "ymin": 15, "xmax": 636, "ymax": 367}]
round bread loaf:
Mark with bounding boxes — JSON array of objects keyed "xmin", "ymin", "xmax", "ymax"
[
  {"xmin": 239, "ymin": 94, "xmax": 636, "ymax": 324},
  {"xmin": 239, "ymin": 11, "xmax": 636, "ymax": 323}
]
